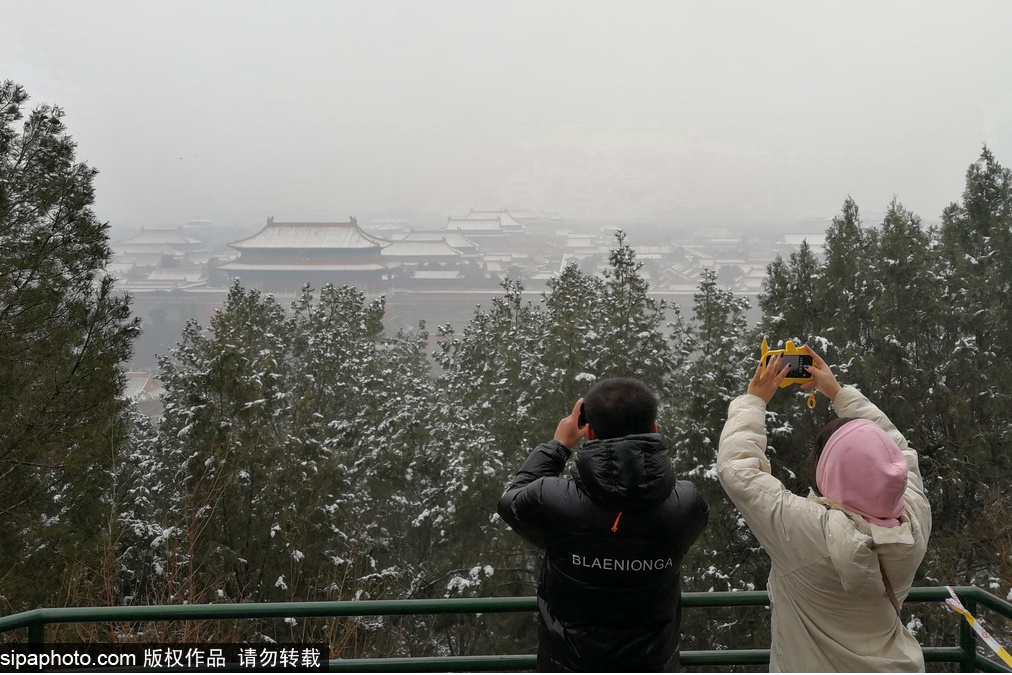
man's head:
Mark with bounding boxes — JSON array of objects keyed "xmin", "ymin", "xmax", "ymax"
[{"xmin": 583, "ymin": 377, "xmax": 658, "ymax": 440}]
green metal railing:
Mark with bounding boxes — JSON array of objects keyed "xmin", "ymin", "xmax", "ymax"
[{"xmin": 0, "ymin": 586, "xmax": 1009, "ymax": 671}]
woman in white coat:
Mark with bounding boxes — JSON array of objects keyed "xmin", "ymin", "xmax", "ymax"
[{"xmin": 717, "ymin": 345, "xmax": 931, "ymax": 672}]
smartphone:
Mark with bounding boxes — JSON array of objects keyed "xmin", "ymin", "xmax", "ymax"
[
  {"xmin": 578, "ymin": 403, "xmax": 587, "ymax": 427},
  {"xmin": 765, "ymin": 353, "xmax": 813, "ymax": 378}
]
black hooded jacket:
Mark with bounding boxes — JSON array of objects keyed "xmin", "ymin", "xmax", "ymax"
[{"xmin": 497, "ymin": 434, "xmax": 709, "ymax": 672}]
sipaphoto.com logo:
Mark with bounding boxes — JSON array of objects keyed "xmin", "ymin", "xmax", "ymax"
[{"xmin": 0, "ymin": 643, "xmax": 329, "ymax": 672}]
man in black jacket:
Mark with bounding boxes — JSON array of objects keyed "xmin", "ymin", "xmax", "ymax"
[{"xmin": 497, "ymin": 377, "xmax": 709, "ymax": 672}]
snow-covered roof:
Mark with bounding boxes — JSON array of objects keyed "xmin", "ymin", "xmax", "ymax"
[
  {"xmin": 505, "ymin": 209, "xmax": 542, "ymax": 222},
  {"xmin": 218, "ymin": 261, "xmax": 388, "ymax": 272},
  {"xmin": 230, "ymin": 219, "xmax": 388, "ymax": 251},
  {"xmin": 411, "ymin": 270, "xmax": 463, "ymax": 280},
  {"xmin": 658, "ymin": 267, "xmax": 698, "ymax": 285},
  {"xmin": 563, "ymin": 233, "xmax": 601, "ymax": 250},
  {"xmin": 381, "ymin": 240, "xmax": 463, "ymax": 258},
  {"xmin": 679, "ymin": 246, "xmax": 717, "ymax": 261},
  {"xmin": 638, "ymin": 246, "xmax": 666, "ymax": 259},
  {"xmin": 119, "ymin": 227, "xmax": 203, "ymax": 246},
  {"xmin": 146, "ymin": 268, "xmax": 206, "ymax": 282},
  {"xmin": 123, "ymin": 371, "xmax": 163, "ymax": 401},
  {"xmin": 398, "ymin": 230, "xmax": 446, "ymax": 242},
  {"xmin": 465, "ymin": 210, "xmax": 526, "ymax": 230},
  {"xmin": 393, "ymin": 231, "xmax": 480, "ymax": 256},
  {"xmin": 442, "ymin": 232, "xmax": 480, "ymax": 250},
  {"xmin": 446, "ymin": 217, "xmax": 504, "ymax": 232}
]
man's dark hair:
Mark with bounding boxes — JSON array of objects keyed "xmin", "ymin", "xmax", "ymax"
[{"xmin": 583, "ymin": 377, "xmax": 658, "ymax": 440}]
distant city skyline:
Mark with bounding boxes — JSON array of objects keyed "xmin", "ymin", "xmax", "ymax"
[
  {"xmin": 114, "ymin": 211, "xmax": 786, "ymax": 371},
  {"xmin": 5, "ymin": 1, "xmax": 1009, "ymax": 232},
  {"xmin": 102, "ymin": 204, "xmax": 889, "ymax": 248}
]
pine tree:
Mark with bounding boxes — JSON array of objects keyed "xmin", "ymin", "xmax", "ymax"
[
  {"xmin": 541, "ymin": 262, "xmax": 606, "ymax": 411},
  {"xmin": 929, "ymin": 147, "xmax": 1012, "ymax": 592},
  {"xmin": 858, "ymin": 198, "xmax": 943, "ymax": 424},
  {"xmin": 425, "ymin": 279, "xmax": 551, "ymax": 655},
  {"xmin": 816, "ymin": 197, "xmax": 877, "ymax": 358},
  {"xmin": 668, "ymin": 268, "xmax": 753, "ymax": 478},
  {"xmin": 595, "ymin": 230, "xmax": 676, "ymax": 393},
  {"xmin": 758, "ymin": 239, "xmax": 822, "ymax": 344},
  {"xmin": 756, "ymin": 199, "xmax": 884, "ymax": 493},
  {"xmin": 142, "ymin": 282, "xmax": 441, "ymax": 648},
  {"xmin": 114, "ymin": 403, "xmax": 174, "ymax": 607},
  {"xmin": 154, "ymin": 283, "xmax": 304, "ymax": 608},
  {"xmin": 664, "ymin": 267, "xmax": 766, "ymax": 653},
  {"xmin": 0, "ymin": 81, "xmax": 138, "ymax": 610}
]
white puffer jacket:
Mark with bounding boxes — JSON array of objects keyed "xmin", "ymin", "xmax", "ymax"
[{"xmin": 717, "ymin": 387, "xmax": 932, "ymax": 672}]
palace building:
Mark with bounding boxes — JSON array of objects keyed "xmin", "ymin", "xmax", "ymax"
[{"xmin": 217, "ymin": 217, "xmax": 394, "ymax": 292}]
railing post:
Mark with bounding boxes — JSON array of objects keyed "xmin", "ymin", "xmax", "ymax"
[
  {"xmin": 958, "ymin": 591, "xmax": 976, "ymax": 672},
  {"xmin": 27, "ymin": 619, "xmax": 44, "ymax": 646}
]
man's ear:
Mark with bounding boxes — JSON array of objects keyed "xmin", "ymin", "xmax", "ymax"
[
  {"xmin": 652, "ymin": 422, "xmax": 658, "ymax": 433},
  {"xmin": 586, "ymin": 425, "xmax": 596, "ymax": 440}
]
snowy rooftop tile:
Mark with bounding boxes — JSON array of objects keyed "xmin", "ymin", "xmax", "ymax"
[
  {"xmin": 381, "ymin": 240, "xmax": 463, "ymax": 258},
  {"xmin": 446, "ymin": 217, "xmax": 503, "ymax": 232},
  {"xmin": 411, "ymin": 270, "xmax": 463, "ymax": 280},
  {"xmin": 147, "ymin": 268, "xmax": 206, "ymax": 282},
  {"xmin": 230, "ymin": 219, "xmax": 389, "ymax": 250},
  {"xmin": 118, "ymin": 227, "xmax": 203, "ymax": 246},
  {"xmin": 218, "ymin": 261, "xmax": 389, "ymax": 272}
]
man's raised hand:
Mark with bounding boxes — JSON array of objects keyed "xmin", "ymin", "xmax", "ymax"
[{"xmin": 554, "ymin": 397, "xmax": 587, "ymax": 450}]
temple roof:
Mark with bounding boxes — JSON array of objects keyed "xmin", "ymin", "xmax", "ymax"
[
  {"xmin": 115, "ymin": 251, "xmax": 171, "ymax": 266},
  {"xmin": 381, "ymin": 240, "xmax": 463, "ymax": 258},
  {"xmin": 445, "ymin": 209, "xmax": 529, "ymax": 235},
  {"xmin": 442, "ymin": 232, "xmax": 478, "ymax": 247},
  {"xmin": 218, "ymin": 261, "xmax": 389, "ymax": 272},
  {"xmin": 446, "ymin": 217, "xmax": 503, "ymax": 232},
  {"xmin": 411, "ymin": 270, "xmax": 463, "ymax": 280},
  {"xmin": 398, "ymin": 230, "xmax": 450, "ymax": 241},
  {"xmin": 230, "ymin": 218, "xmax": 388, "ymax": 251},
  {"xmin": 146, "ymin": 268, "xmax": 206, "ymax": 282},
  {"xmin": 398, "ymin": 230, "xmax": 479, "ymax": 250},
  {"xmin": 119, "ymin": 227, "xmax": 203, "ymax": 246},
  {"xmin": 465, "ymin": 210, "xmax": 526, "ymax": 230}
]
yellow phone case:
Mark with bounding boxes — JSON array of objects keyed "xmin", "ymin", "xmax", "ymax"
[
  {"xmin": 760, "ymin": 339, "xmax": 818, "ymax": 409},
  {"xmin": 760, "ymin": 338, "xmax": 812, "ymax": 388}
]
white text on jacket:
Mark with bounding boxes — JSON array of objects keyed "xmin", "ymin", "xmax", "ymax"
[{"xmin": 571, "ymin": 554, "xmax": 674, "ymax": 571}]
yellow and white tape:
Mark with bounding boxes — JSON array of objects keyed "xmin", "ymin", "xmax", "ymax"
[{"xmin": 945, "ymin": 586, "xmax": 1012, "ymax": 668}]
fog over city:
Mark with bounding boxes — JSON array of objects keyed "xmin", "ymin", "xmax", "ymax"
[{"xmin": 5, "ymin": 0, "xmax": 1012, "ymax": 234}]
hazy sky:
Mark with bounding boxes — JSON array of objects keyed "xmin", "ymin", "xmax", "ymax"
[{"xmin": 4, "ymin": 1, "xmax": 1011, "ymax": 231}]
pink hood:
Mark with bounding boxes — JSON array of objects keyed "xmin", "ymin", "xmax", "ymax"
[{"xmin": 816, "ymin": 419, "xmax": 907, "ymax": 527}]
